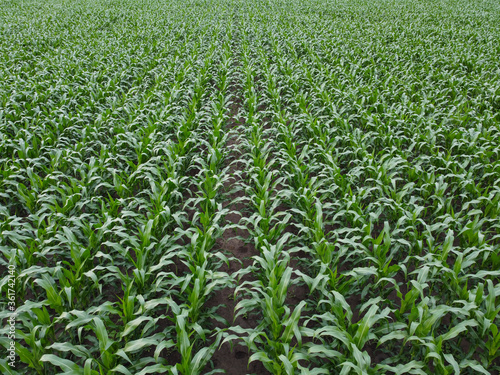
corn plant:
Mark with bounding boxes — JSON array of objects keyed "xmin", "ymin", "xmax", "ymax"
[{"xmin": 1, "ymin": 0, "xmax": 500, "ymax": 374}]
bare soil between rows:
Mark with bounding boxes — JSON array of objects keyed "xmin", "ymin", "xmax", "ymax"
[{"xmin": 202, "ymin": 20, "xmax": 269, "ymax": 373}]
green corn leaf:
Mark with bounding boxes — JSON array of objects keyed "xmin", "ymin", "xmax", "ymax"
[
  {"xmin": 440, "ymin": 320, "xmax": 478, "ymax": 341},
  {"xmin": 40, "ymin": 354, "xmax": 83, "ymax": 374}
]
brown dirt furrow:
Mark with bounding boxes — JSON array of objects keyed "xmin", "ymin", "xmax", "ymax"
[{"xmin": 203, "ymin": 12, "xmax": 268, "ymax": 375}]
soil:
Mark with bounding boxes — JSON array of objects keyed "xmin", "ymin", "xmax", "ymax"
[{"xmin": 202, "ymin": 14, "xmax": 269, "ymax": 374}]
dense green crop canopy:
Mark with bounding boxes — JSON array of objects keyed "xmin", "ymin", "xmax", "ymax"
[{"xmin": 0, "ymin": 0, "xmax": 499, "ymax": 374}]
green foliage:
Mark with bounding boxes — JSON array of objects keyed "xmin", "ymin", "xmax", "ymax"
[{"xmin": 0, "ymin": 0, "xmax": 499, "ymax": 374}]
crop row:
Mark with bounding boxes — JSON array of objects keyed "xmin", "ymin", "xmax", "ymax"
[{"xmin": 1, "ymin": 0, "xmax": 499, "ymax": 374}]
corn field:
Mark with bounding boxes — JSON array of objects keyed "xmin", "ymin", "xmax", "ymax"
[{"xmin": 1, "ymin": 0, "xmax": 499, "ymax": 374}]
